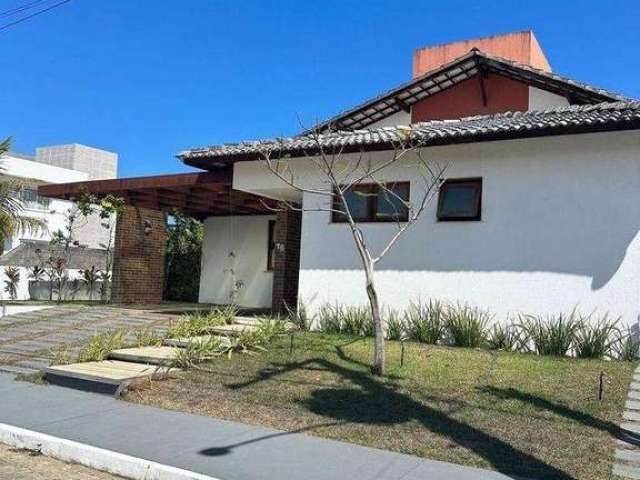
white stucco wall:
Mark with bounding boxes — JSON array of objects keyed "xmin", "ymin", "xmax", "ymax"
[
  {"xmin": 286, "ymin": 130, "xmax": 640, "ymax": 327},
  {"xmin": 199, "ymin": 215, "xmax": 276, "ymax": 308},
  {"xmin": 528, "ymin": 87, "xmax": 570, "ymax": 110},
  {"xmin": 368, "ymin": 110, "xmax": 411, "ymax": 128}
]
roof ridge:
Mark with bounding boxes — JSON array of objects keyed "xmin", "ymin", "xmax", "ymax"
[{"xmin": 306, "ymin": 50, "xmax": 632, "ymax": 133}]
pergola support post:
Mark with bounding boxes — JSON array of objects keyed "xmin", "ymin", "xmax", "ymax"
[{"xmin": 111, "ymin": 206, "xmax": 167, "ymax": 304}]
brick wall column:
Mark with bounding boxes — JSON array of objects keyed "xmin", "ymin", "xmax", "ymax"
[
  {"xmin": 111, "ymin": 206, "xmax": 167, "ymax": 304},
  {"xmin": 271, "ymin": 209, "xmax": 302, "ymax": 314}
]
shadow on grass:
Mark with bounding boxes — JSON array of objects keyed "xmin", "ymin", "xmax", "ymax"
[
  {"xmin": 198, "ymin": 344, "xmax": 575, "ymax": 480},
  {"xmin": 480, "ymin": 386, "xmax": 640, "ymax": 446}
]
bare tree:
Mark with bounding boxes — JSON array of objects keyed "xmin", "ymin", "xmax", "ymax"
[{"xmin": 260, "ymin": 125, "xmax": 446, "ymax": 375}]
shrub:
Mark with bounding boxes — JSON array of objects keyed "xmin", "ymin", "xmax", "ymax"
[
  {"xmin": 164, "ymin": 212, "xmax": 203, "ymax": 302},
  {"xmin": 614, "ymin": 328, "xmax": 640, "ymax": 362},
  {"xmin": 221, "ymin": 330, "xmax": 269, "ymax": 358},
  {"xmin": 341, "ymin": 305, "xmax": 370, "ymax": 336},
  {"xmin": 486, "ymin": 321, "xmax": 522, "ymax": 351},
  {"xmin": 133, "ymin": 328, "xmax": 164, "ymax": 347},
  {"xmin": 518, "ymin": 311, "xmax": 580, "ymax": 356},
  {"xmin": 574, "ymin": 313, "xmax": 620, "ymax": 359},
  {"xmin": 166, "ymin": 307, "xmax": 234, "ymax": 339},
  {"xmin": 77, "ymin": 329, "xmax": 127, "ymax": 362},
  {"xmin": 167, "ymin": 312, "xmax": 206, "ymax": 339},
  {"xmin": 49, "ymin": 345, "xmax": 73, "ymax": 366},
  {"xmin": 445, "ymin": 304, "xmax": 491, "ymax": 348},
  {"xmin": 172, "ymin": 336, "xmax": 223, "ymax": 368},
  {"xmin": 218, "ymin": 304, "xmax": 239, "ymax": 324},
  {"xmin": 255, "ymin": 318, "xmax": 289, "ymax": 340},
  {"xmin": 315, "ymin": 304, "xmax": 372, "ymax": 336},
  {"xmin": 317, "ymin": 304, "xmax": 343, "ymax": 334},
  {"xmin": 386, "ymin": 309, "xmax": 405, "ymax": 340},
  {"xmin": 287, "ymin": 301, "xmax": 312, "ymax": 331},
  {"xmin": 172, "ymin": 319, "xmax": 286, "ymax": 368},
  {"xmin": 405, "ymin": 300, "xmax": 446, "ymax": 344}
]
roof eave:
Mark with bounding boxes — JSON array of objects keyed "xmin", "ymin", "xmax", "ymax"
[{"xmin": 180, "ymin": 118, "xmax": 640, "ymax": 167}]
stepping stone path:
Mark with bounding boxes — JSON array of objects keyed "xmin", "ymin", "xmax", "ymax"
[
  {"xmin": 163, "ymin": 335, "xmax": 223, "ymax": 348},
  {"xmin": 44, "ymin": 316, "xmax": 266, "ymax": 395},
  {"xmin": 109, "ymin": 346, "xmax": 180, "ymax": 365},
  {"xmin": 210, "ymin": 323, "xmax": 259, "ymax": 336},
  {"xmin": 0, "ymin": 305, "xmax": 176, "ymax": 376},
  {"xmin": 614, "ymin": 364, "xmax": 640, "ymax": 479},
  {"xmin": 45, "ymin": 360, "xmax": 178, "ymax": 396}
]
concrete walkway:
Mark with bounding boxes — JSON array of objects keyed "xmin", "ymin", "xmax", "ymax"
[{"xmin": 0, "ymin": 372, "xmax": 514, "ymax": 480}]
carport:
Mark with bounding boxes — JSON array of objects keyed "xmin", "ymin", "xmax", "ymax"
[{"xmin": 38, "ymin": 168, "xmax": 300, "ymax": 312}]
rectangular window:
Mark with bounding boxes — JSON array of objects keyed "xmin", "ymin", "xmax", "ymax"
[
  {"xmin": 437, "ymin": 178, "xmax": 482, "ymax": 221},
  {"xmin": 331, "ymin": 182, "xmax": 410, "ymax": 223},
  {"xmin": 266, "ymin": 220, "xmax": 276, "ymax": 271}
]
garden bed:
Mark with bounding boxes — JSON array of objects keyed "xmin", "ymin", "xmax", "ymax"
[{"xmin": 126, "ymin": 332, "xmax": 634, "ymax": 480}]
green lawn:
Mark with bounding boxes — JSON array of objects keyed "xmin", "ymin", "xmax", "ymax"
[{"xmin": 127, "ymin": 333, "xmax": 634, "ymax": 480}]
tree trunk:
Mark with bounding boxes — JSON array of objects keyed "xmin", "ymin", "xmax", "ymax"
[
  {"xmin": 364, "ymin": 260, "xmax": 385, "ymax": 375},
  {"xmin": 349, "ymin": 226, "xmax": 386, "ymax": 375}
]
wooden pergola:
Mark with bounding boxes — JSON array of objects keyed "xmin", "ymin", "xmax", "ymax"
[{"xmin": 38, "ymin": 170, "xmax": 279, "ymax": 219}]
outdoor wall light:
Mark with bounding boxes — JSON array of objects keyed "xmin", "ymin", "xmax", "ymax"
[
  {"xmin": 275, "ymin": 242, "xmax": 285, "ymax": 253},
  {"xmin": 143, "ymin": 219, "xmax": 152, "ymax": 235}
]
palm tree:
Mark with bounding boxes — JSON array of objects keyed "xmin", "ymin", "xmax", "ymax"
[
  {"xmin": 81, "ymin": 265, "xmax": 98, "ymax": 301},
  {"xmin": 0, "ymin": 137, "xmax": 46, "ymax": 246},
  {"xmin": 3, "ymin": 266, "xmax": 20, "ymax": 300}
]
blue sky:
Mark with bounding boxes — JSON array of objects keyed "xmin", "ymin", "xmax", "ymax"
[{"xmin": 1, "ymin": 0, "xmax": 639, "ymax": 177}]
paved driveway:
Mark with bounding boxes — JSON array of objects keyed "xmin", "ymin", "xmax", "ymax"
[{"xmin": 0, "ymin": 305, "xmax": 177, "ymax": 375}]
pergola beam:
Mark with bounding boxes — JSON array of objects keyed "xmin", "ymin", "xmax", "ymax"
[{"xmin": 38, "ymin": 170, "xmax": 278, "ymax": 218}]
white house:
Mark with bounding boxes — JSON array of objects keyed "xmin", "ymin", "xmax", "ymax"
[
  {"xmin": 0, "ymin": 144, "xmax": 117, "ymax": 300},
  {"xmin": 38, "ymin": 32, "xmax": 640, "ymax": 328}
]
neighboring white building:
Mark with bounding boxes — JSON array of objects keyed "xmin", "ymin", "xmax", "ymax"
[
  {"xmin": 0, "ymin": 144, "xmax": 118, "ymax": 300},
  {"xmin": 35, "ymin": 143, "xmax": 118, "ymax": 180}
]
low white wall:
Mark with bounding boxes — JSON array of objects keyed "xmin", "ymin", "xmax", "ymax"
[
  {"xmin": 199, "ymin": 215, "xmax": 275, "ymax": 308},
  {"xmin": 296, "ymin": 130, "xmax": 640, "ymax": 327},
  {"xmin": 0, "ymin": 305, "xmax": 52, "ymax": 316}
]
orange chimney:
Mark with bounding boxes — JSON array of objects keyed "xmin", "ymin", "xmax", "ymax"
[{"xmin": 412, "ymin": 31, "xmax": 551, "ymax": 78}]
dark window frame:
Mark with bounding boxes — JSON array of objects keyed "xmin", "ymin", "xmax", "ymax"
[
  {"xmin": 331, "ymin": 182, "xmax": 410, "ymax": 223},
  {"xmin": 266, "ymin": 219, "xmax": 276, "ymax": 271},
  {"xmin": 436, "ymin": 178, "xmax": 482, "ymax": 222}
]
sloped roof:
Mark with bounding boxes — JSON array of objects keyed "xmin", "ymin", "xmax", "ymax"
[
  {"xmin": 0, "ymin": 240, "xmax": 107, "ymax": 270},
  {"xmin": 179, "ymin": 101, "xmax": 640, "ymax": 166},
  {"xmin": 306, "ymin": 50, "xmax": 631, "ymax": 132}
]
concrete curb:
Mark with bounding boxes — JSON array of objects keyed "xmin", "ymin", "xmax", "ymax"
[{"xmin": 0, "ymin": 422, "xmax": 219, "ymax": 480}]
